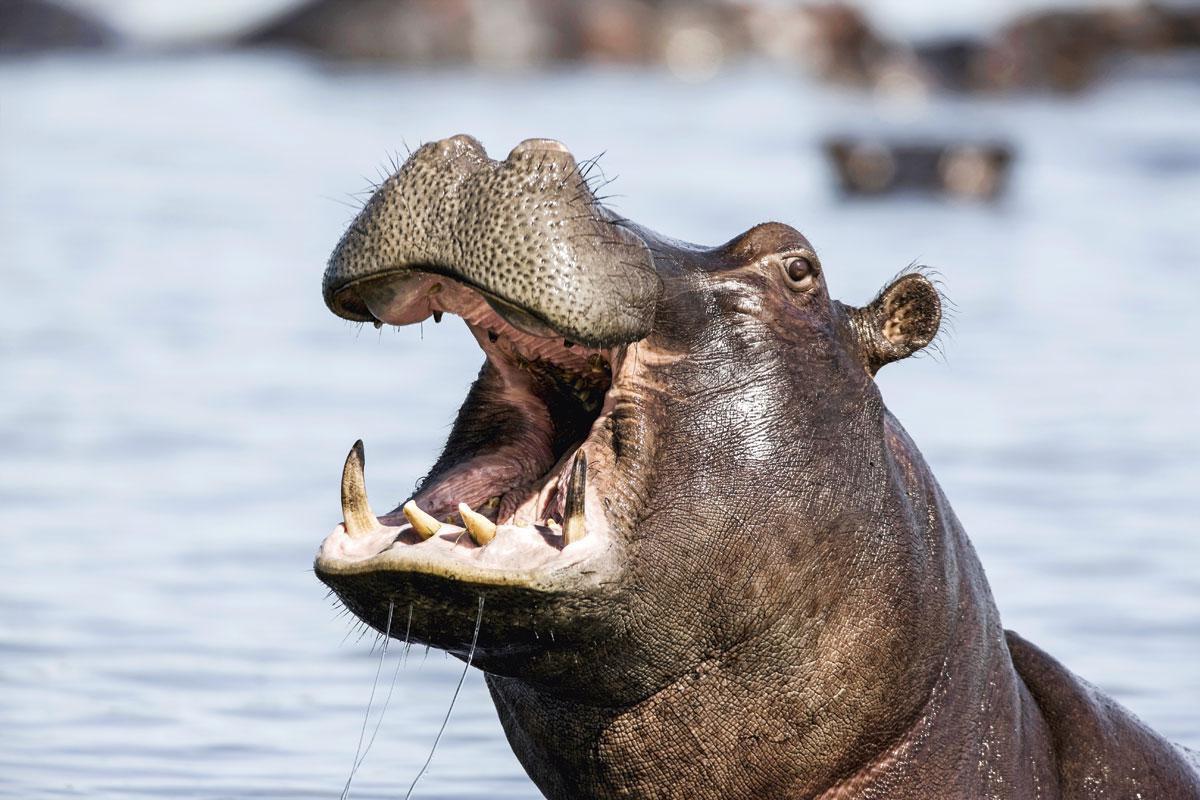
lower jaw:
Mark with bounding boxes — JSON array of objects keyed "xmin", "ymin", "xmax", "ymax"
[
  {"xmin": 316, "ymin": 561, "xmax": 594, "ymax": 663},
  {"xmin": 314, "ymin": 504, "xmax": 625, "ymax": 664},
  {"xmin": 318, "ymin": 426, "xmax": 618, "ymax": 595},
  {"xmin": 317, "ymin": 511, "xmax": 613, "ymax": 593}
]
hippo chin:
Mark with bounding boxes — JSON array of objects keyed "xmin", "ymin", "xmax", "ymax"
[{"xmin": 314, "ymin": 135, "xmax": 1200, "ymax": 799}]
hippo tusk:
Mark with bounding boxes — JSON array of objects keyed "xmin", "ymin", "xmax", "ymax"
[
  {"xmin": 402, "ymin": 500, "xmax": 442, "ymax": 540},
  {"xmin": 458, "ymin": 502, "xmax": 497, "ymax": 546},
  {"xmin": 340, "ymin": 440, "xmax": 378, "ymax": 537},
  {"xmin": 562, "ymin": 452, "xmax": 588, "ymax": 545}
]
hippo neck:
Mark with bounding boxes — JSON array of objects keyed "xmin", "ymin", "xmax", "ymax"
[{"xmin": 485, "ymin": 414, "xmax": 1058, "ymax": 799}]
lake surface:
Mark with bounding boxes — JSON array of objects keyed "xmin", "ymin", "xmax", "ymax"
[{"xmin": 1, "ymin": 52, "xmax": 1198, "ymax": 798}]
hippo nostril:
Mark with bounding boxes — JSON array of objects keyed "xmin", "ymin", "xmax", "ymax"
[{"xmin": 507, "ymin": 138, "xmax": 573, "ymax": 162}]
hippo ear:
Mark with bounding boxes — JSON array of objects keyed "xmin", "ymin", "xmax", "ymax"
[{"xmin": 845, "ymin": 273, "xmax": 942, "ymax": 375}]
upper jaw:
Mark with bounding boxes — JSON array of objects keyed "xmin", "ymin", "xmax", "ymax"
[{"xmin": 320, "ymin": 135, "xmax": 661, "ymax": 348}]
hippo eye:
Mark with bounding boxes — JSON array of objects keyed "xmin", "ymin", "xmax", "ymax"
[{"xmin": 781, "ymin": 252, "xmax": 819, "ymax": 292}]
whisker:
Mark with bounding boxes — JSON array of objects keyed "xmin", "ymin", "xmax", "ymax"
[
  {"xmin": 340, "ymin": 599, "xmax": 395, "ymax": 800},
  {"xmin": 320, "ymin": 194, "xmax": 362, "ymax": 211},
  {"xmin": 346, "ymin": 605, "xmax": 412, "ymax": 785},
  {"xmin": 403, "ymin": 596, "xmax": 485, "ymax": 800},
  {"xmin": 339, "ymin": 616, "xmax": 365, "ymax": 647}
]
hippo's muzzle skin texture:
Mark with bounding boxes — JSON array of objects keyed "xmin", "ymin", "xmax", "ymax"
[{"xmin": 315, "ymin": 135, "xmax": 1200, "ymax": 799}]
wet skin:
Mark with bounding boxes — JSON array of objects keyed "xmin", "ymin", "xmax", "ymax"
[{"xmin": 315, "ymin": 135, "xmax": 1200, "ymax": 799}]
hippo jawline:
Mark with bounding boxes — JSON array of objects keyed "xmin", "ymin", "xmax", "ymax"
[{"xmin": 314, "ymin": 265, "xmax": 629, "ymax": 597}]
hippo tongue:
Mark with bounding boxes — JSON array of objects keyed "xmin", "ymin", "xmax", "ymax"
[{"xmin": 334, "ymin": 437, "xmax": 599, "ymax": 562}]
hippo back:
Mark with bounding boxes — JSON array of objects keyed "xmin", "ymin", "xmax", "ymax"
[{"xmin": 1006, "ymin": 631, "xmax": 1200, "ymax": 798}]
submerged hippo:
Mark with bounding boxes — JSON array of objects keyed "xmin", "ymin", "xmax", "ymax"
[{"xmin": 315, "ymin": 135, "xmax": 1200, "ymax": 799}]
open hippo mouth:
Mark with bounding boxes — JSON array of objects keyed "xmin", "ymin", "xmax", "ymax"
[
  {"xmin": 315, "ymin": 135, "xmax": 662, "ymax": 651},
  {"xmin": 321, "ymin": 273, "xmax": 624, "ymax": 579}
]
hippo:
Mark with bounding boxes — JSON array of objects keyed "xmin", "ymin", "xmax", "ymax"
[
  {"xmin": 823, "ymin": 137, "xmax": 1014, "ymax": 200},
  {"xmin": 0, "ymin": 0, "xmax": 115, "ymax": 54},
  {"xmin": 315, "ymin": 135, "xmax": 1200, "ymax": 799}
]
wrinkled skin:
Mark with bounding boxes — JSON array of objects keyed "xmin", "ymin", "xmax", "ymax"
[{"xmin": 315, "ymin": 135, "xmax": 1200, "ymax": 799}]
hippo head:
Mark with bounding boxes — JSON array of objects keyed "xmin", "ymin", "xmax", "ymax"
[{"xmin": 316, "ymin": 135, "xmax": 945, "ymax": 790}]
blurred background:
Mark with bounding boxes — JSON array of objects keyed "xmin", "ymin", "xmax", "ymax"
[{"xmin": 2, "ymin": 0, "xmax": 1198, "ymax": 797}]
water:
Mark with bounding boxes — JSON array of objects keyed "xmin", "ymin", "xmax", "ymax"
[{"xmin": 1, "ymin": 52, "xmax": 1198, "ymax": 798}]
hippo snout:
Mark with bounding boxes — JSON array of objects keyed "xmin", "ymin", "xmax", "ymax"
[{"xmin": 322, "ymin": 134, "xmax": 662, "ymax": 347}]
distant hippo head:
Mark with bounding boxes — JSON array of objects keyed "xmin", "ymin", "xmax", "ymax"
[{"xmin": 315, "ymin": 133, "xmax": 943, "ymax": 789}]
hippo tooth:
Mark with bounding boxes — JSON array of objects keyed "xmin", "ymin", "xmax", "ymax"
[
  {"xmin": 402, "ymin": 500, "xmax": 441, "ymax": 540},
  {"xmin": 562, "ymin": 452, "xmax": 588, "ymax": 545},
  {"xmin": 458, "ymin": 502, "xmax": 497, "ymax": 546},
  {"xmin": 340, "ymin": 440, "xmax": 378, "ymax": 538}
]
